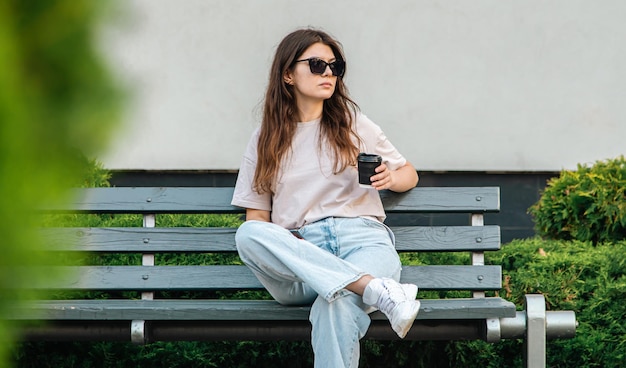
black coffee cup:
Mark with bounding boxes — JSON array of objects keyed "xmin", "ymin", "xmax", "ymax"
[{"xmin": 357, "ymin": 153, "xmax": 382, "ymax": 187}]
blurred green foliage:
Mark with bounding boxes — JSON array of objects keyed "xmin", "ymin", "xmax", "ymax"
[
  {"xmin": 529, "ymin": 156, "xmax": 626, "ymax": 244},
  {"xmin": 0, "ymin": 1, "xmax": 122, "ymax": 367}
]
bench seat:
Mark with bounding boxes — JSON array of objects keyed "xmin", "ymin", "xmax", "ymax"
[{"xmin": 13, "ymin": 297, "xmax": 516, "ymax": 321}]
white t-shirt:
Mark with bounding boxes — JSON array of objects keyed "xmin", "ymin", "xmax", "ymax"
[{"xmin": 231, "ymin": 113, "xmax": 408, "ymax": 229}]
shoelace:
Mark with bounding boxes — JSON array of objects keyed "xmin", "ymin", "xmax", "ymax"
[{"xmin": 377, "ymin": 280, "xmax": 406, "ymax": 315}]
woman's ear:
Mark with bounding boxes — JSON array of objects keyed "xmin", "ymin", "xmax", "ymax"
[{"xmin": 283, "ymin": 70, "xmax": 294, "ymax": 85}]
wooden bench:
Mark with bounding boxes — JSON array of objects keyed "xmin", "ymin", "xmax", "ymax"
[{"xmin": 11, "ymin": 186, "xmax": 577, "ymax": 367}]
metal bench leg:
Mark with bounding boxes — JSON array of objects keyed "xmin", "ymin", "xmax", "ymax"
[
  {"xmin": 525, "ymin": 294, "xmax": 546, "ymax": 368},
  {"xmin": 131, "ymin": 320, "xmax": 146, "ymax": 344}
]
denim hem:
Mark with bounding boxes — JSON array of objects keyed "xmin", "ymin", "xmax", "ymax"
[{"xmin": 324, "ymin": 272, "xmax": 367, "ymax": 303}]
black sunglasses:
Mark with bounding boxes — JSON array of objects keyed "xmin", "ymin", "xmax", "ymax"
[{"xmin": 294, "ymin": 57, "xmax": 345, "ymax": 77}]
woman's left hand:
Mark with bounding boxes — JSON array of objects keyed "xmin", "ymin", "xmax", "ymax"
[
  {"xmin": 370, "ymin": 163, "xmax": 393, "ymax": 191},
  {"xmin": 370, "ymin": 162, "xmax": 419, "ymax": 193}
]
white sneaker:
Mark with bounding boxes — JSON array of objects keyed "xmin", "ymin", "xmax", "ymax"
[{"xmin": 363, "ymin": 278, "xmax": 420, "ymax": 338}]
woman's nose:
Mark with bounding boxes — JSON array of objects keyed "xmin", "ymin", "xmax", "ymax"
[{"xmin": 321, "ymin": 64, "xmax": 333, "ymax": 76}]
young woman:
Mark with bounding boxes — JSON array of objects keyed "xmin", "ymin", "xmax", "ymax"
[{"xmin": 231, "ymin": 28, "xmax": 420, "ymax": 367}]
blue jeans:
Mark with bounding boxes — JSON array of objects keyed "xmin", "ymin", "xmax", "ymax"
[{"xmin": 235, "ymin": 217, "xmax": 402, "ymax": 368}]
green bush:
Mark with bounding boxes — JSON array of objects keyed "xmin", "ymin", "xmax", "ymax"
[
  {"xmin": 529, "ymin": 156, "xmax": 626, "ymax": 243},
  {"xmin": 481, "ymin": 239, "xmax": 626, "ymax": 368},
  {"xmin": 76, "ymin": 157, "xmax": 112, "ymax": 188}
]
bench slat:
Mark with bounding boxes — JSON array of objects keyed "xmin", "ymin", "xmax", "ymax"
[
  {"xmin": 12, "ymin": 298, "xmax": 516, "ymax": 321},
  {"xmin": 41, "ymin": 225, "xmax": 500, "ymax": 252},
  {"xmin": 44, "ymin": 187, "xmax": 500, "ymax": 214},
  {"xmin": 380, "ymin": 187, "xmax": 500, "ymax": 213},
  {"xmin": 26, "ymin": 265, "xmax": 502, "ymax": 291},
  {"xmin": 393, "ymin": 225, "xmax": 500, "ymax": 251},
  {"xmin": 46, "ymin": 187, "xmax": 240, "ymax": 214}
]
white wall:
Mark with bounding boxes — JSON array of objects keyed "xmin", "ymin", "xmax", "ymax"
[{"xmin": 100, "ymin": 0, "xmax": 626, "ymax": 172}]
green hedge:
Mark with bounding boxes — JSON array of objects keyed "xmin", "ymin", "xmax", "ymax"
[
  {"xmin": 529, "ymin": 156, "xmax": 626, "ymax": 243},
  {"xmin": 476, "ymin": 239, "xmax": 626, "ymax": 368}
]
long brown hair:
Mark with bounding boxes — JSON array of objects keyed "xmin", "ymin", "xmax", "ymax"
[{"xmin": 253, "ymin": 28, "xmax": 360, "ymax": 194}]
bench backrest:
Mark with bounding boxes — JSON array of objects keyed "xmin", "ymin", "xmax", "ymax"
[{"xmin": 37, "ymin": 187, "xmax": 501, "ymax": 297}]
